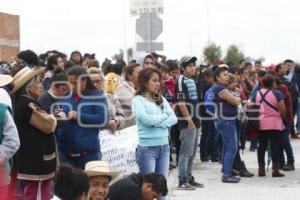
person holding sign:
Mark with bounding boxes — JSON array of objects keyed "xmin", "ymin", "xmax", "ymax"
[{"xmin": 132, "ymin": 68, "xmax": 177, "ymax": 200}]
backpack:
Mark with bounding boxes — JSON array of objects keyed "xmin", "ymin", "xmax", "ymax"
[
  {"xmin": 203, "ymin": 87, "xmax": 216, "ymax": 116},
  {"xmin": 104, "ymin": 72, "xmax": 120, "ymax": 94},
  {"xmin": 0, "ymin": 103, "xmax": 13, "ymax": 167}
]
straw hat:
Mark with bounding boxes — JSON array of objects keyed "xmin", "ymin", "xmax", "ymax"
[
  {"xmin": 9, "ymin": 67, "xmax": 45, "ymax": 95},
  {"xmin": 84, "ymin": 161, "xmax": 120, "ymax": 179},
  {"xmin": 0, "ymin": 74, "xmax": 13, "ymax": 87}
]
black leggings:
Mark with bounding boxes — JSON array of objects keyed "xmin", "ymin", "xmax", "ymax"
[{"xmin": 257, "ymin": 130, "xmax": 281, "ymax": 164}]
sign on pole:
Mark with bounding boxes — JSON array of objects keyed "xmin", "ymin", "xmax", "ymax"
[
  {"xmin": 130, "ymin": 0, "xmax": 163, "ymax": 17},
  {"xmin": 131, "ymin": 0, "xmax": 164, "ymax": 52},
  {"xmin": 136, "ymin": 12, "xmax": 163, "ymax": 41},
  {"xmin": 137, "ymin": 42, "xmax": 163, "ymax": 52}
]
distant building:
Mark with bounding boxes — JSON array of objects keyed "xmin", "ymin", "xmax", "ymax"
[{"xmin": 0, "ymin": 11, "xmax": 20, "ymax": 62}]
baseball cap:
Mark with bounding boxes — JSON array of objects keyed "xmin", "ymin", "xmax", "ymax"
[{"xmin": 179, "ymin": 56, "xmax": 197, "ymax": 68}]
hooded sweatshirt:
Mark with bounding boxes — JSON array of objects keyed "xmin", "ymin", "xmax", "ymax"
[{"xmin": 136, "ymin": 52, "xmax": 154, "ymax": 68}]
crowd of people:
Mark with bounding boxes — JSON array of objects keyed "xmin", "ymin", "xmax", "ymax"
[{"xmin": 0, "ymin": 49, "xmax": 299, "ymax": 199}]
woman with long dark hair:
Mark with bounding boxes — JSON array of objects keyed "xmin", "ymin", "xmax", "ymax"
[
  {"xmin": 57, "ymin": 66, "xmax": 109, "ymax": 169},
  {"xmin": 132, "ymin": 68, "xmax": 177, "ymax": 200}
]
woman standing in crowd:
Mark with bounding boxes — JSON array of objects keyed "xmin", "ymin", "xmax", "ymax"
[
  {"xmin": 57, "ymin": 66, "xmax": 109, "ymax": 169},
  {"xmin": 132, "ymin": 68, "xmax": 177, "ymax": 200},
  {"xmin": 227, "ymin": 73, "xmax": 254, "ymax": 178},
  {"xmin": 114, "ymin": 63, "xmax": 143, "ymax": 128},
  {"xmin": 251, "ymin": 74, "xmax": 286, "ymax": 177},
  {"xmin": 212, "ymin": 65, "xmax": 241, "ymax": 183},
  {"xmin": 87, "ymin": 67, "xmax": 126, "ymax": 133},
  {"xmin": 11, "ymin": 67, "xmax": 57, "ymax": 200}
]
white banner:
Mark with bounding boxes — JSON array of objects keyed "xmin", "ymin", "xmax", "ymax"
[
  {"xmin": 99, "ymin": 126, "xmax": 139, "ymax": 176},
  {"xmin": 130, "ymin": 0, "xmax": 164, "ymax": 16}
]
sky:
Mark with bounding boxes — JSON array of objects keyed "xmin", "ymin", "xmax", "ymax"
[{"xmin": 1, "ymin": 0, "xmax": 300, "ymax": 64}]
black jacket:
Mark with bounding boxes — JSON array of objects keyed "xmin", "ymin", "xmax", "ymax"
[
  {"xmin": 108, "ymin": 173, "xmax": 143, "ymax": 200},
  {"xmin": 14, "ymin": 95, "xmax": 56, "ymax": 180}
]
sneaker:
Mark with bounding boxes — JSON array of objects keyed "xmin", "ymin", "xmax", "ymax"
[
  {"xmin": 189, "ymin": 180, "xmax": 204, "ymax": 188},
  {"xmin": 177, "ymin": 183, "xmax": 196, "ymax": 190},
  {"xmin": 222, "ymin": 175, "xmax": 240, "ymax": 183},
  {"xmin": 232, "ymin": 169, "xmax": 240, "ymax": 176},
  {"xmin": 239, "ymin": 170, "xmax": 255, "ymax": 178}
]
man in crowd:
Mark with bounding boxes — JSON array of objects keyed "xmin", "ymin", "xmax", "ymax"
[
  {"xmin": 175, "ymin": 56, "xmax": 203, "ymax": 190},
  {"xmin": 108, "ymin": 173, "xmax": 168, "ymax": 200}
]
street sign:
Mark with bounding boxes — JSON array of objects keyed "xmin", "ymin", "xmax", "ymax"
[
  {"xmin": 137, "ymin": 42, "xmax": 163, "ymax": 52},
  {"xmin": 136, "ymin": 12, "xmax": 163, "ymax": 41},
  {"xmin": 130, "ymin": 0, "xmax": 163, "ymax": 17}
]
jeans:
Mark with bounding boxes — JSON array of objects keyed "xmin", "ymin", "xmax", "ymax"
[
  {"xmin": 136, "ymin": 144, "xmax": 169, "ymax": 200},
  {"xmin": 59, "ymin": 151, "xmax": 101, "ymax": 169},
  {"xmin": 216, "ymin": 119, "xmax": 238, "ymax": 177},
  {"xmin": 178, "ymin": 127, "xmax": 199, "ymax": 183},
  {"xmin": 280, "ymin": 124, "xmax": 294, "ymax": 162}
]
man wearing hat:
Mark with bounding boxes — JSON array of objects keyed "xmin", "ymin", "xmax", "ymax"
[
  {"xmin": 85, "ymin": 161, "xmax": 119, "ymax": 200},
  {"xmin": 175, "ymin": 56, "xmax": 203, "ymax": 190},
  {"xmin": 0, "ymin": 74, "xmax": 20, "ymax": 199}
]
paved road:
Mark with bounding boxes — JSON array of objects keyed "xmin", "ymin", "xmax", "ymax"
[{"xmin": 168, "ymin": 139, "xmax": 300, "ymax": 200}]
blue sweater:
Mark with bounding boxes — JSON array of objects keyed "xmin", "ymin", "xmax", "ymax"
[
  {"xmin": 57, "ymin": 90, "xmax": 109, "ymax": 154},
  {"xmin": 132, "ymin": 95, "xmax": 177, "ymax": 147}
]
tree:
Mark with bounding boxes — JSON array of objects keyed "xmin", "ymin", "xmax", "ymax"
[
  {"xmin": 112, "ymin": 49, "xmax": 124, "ymax": 61},
  {"xmin": 202, "ymin": 42, "xmax": 222, "ymax": 66},
  {"xmin": 224, "ymin": 45, "xmax": 245, "ymax": 68}
]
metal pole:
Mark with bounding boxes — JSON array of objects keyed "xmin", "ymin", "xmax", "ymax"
[
  {"xmin": 148, "ymin": 12, "xmax": 152, "ymax": 53},
  {"xmin": 122, "ymin": 0, "xmax": 128, "ymax": 62},
  {"xmin": 206, "ymin": 0, "xmax": 210, "ymax": 42}
]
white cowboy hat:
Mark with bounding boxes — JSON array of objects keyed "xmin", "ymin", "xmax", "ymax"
[
  {"xmin": 0, "ymin": 74, "xmax": 13, "ymax": 87},
  {"xmin": 9, "ymin": 67, "xmax": 45, "ymax": 95},
  {"xmin": 84, "ymin": 161, "xmax": 120, "ymax": 179}
]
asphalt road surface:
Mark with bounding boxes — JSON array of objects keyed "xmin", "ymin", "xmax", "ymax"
[{"xmin": 168, "ymin": 139, "xmax": 300, "ymax": 200}]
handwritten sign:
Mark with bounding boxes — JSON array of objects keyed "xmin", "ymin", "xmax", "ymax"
[{"xmin": 99, "ymin": 126, "xmax": 139, "ymax": 176}]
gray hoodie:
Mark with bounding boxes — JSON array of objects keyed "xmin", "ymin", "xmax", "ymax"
[
  {"xmin": 0, "ymin": 90, "xmax": 20, "ymax": 187},
  {"xmin": 136, "ymin": 52, "xmax": 154, "ymax": 67}
]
